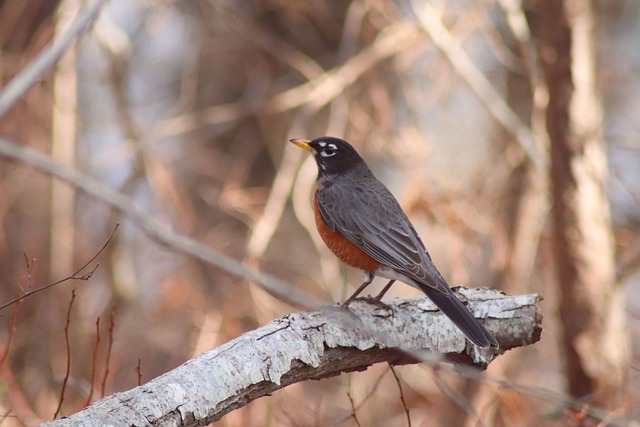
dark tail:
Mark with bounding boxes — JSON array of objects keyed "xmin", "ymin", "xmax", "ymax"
[{"xmin": 417, "ymin": 283, "xmax": 498, "ymax": 348}]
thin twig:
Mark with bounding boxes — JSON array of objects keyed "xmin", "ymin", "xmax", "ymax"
[
  {"xmin": 0, "ymin": 0, "xmax": 107, "ymax": 119},
  {"xmin": 54, "ymin": 289, "xmax": 77, "ymax": 419},
  {"xmin": 332, "ymin": 369, "xmax": 390, "ymax": 426},
  {"xmin": 0, "ymin": 300, "xmax": 23, "ymax": 368},
  {"xmin": 100, "ymin": 309, "xmax": 116, "ymax": 397},
  {"xmin": 0, "ymin": 137, "xmax": 320, "ymax": 309},
  {"xmin": 0, "ymin": 409, "xmax": 15, "ymax": 424},
  {"xmin": 389, "ymin": 365, "xmax": 411, "ymax": 427},
  {"xmin": 85, "ymin": 318, "xmax": 101, "ymax": 407},
  {"xmin": 346, "ymin": 391, "xmax": 362, "ymax": 427},
  {"xmin": 136, "ymin": 358, "xmax": 143, "ymax": 386},
  {"xmin": 431, "ymin": 366, "xmax": 484, "ymax": 427},
  {"xmin": 0, "ymin": 224, "xmax": 119, "ymax": 311},
  {"xmin": 22, "ymin": 251, "xmax": 35, "ymax": 291}
]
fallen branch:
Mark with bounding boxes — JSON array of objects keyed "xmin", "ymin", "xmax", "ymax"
[{"xmin": 44, "ymin": 289, "xmax": 541, "ymax": 426}]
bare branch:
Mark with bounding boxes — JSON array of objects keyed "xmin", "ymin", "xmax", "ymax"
[
  {"xmin": 331, "ymin": 368, "xmax": 390, "ymax": 426},
  {"xmin": 43, "ymin": 290, "xmax": 541, "ymax": 426},
  {"xmin": 0, "ymin": 137, "xmax": 321, "ymax": 310},
  {"xmin": 346, "ymin": 390, "xmax": 362, "ymax": 427},
  {"xmin": 54, "ymin": 289, "xmax": 77, "ymax": 419},
  {"xmin": 389, "ymin": 365, "xmax": 412, "ymax": 427},
  {"xmin": 0, "ymin": 300, "xmax": 22, "ymax": 368},
  {"xmin": 22, "ymin": 251, "xmax": 35, "ymax": 291},
  {"xmin": 151, "ymin": 23, "xmax": 423, "ymax": 138},
  {"xmin": 136, "ymin": 359, "xmax": 143, "ymax": 387},
  {"xmin": 0, "ymin": 0, "xmax": 107, "ymax": 119},
  {"xmin": 411, "ymin": 0, "xmax": 548, "ymax": 169},
  {"xmin": 85, "ymin": 318, "xmax": 101, "ymax": 407},
  {"xmin": 0, "ymin": 224, "xmax": 118, "ymax": 311},
  {"xmin": 100, "ymin": 309, "xmax": 116, "ymax": 398}
]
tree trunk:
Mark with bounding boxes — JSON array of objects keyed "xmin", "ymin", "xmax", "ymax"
[{"xmin": 526, "ymin": 0, "xmax": 629, "ymax": 408}]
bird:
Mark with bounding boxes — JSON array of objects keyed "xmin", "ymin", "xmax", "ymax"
[{"xmin": 290, "ymin": 136, "xmax": 498, "ymax": 348}]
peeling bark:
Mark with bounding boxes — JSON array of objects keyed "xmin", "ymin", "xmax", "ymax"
[{"xmin": 44, "ymin": 289, "xmax": 541, "ymax": 426}]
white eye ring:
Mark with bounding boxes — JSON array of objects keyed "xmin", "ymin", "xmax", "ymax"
[{"xmin": 320, "ymin": 143, "xmax": 337, "ymax": 157}]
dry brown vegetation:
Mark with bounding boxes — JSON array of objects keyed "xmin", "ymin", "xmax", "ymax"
[{"xmin": 0, "ymin": 0, "xmax": 639, "ymax": 425}]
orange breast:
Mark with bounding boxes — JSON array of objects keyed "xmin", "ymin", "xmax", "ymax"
[{"xmin": 313, "ymin": 190, "xmax": 380, "ymax": 272}]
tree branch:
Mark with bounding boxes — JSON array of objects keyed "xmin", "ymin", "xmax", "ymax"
[
  {"xmin": 411, "ymin": 0, "xmax": 548, "ymax": 169},
  {"xmin": 0, "ymin": 0, "xmax": 107, "ymax": 119},
  {"xmin": 0, "ymin": 136, "xmax": 320, "ymax": 310},
  {"xmin": 43, "ymin": 289, "xmax": 541, "ymax": 426},
  {"xmin": 151, "ymin": 22, "xmax": 423, "ymax": 138}
]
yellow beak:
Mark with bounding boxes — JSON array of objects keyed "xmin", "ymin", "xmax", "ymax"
[{"xmin": 289, "ymin": 138, "xmax": 316, "ymax": 154}]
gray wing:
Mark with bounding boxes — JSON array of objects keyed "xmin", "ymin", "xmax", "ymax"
[
  {"xmin": 316, "ymin": 177, "xmax": 450, "ymax": 294},
  {"xmin": 318, "ymin": 175, "xmax": 500, "ymax": 348}
]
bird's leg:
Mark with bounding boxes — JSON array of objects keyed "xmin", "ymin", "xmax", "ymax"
[
  {"xmin": 342, "ymin": 271, "xmax": 375, "ymax": 307},
  {"xmin": 373, "ymin": 280, "xmax": 396, "ymax": 302}
]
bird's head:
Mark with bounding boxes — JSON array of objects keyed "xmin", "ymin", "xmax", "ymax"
[{"xmin": 289, "ymin": 137, "xmax": 367, "ymax": 176}]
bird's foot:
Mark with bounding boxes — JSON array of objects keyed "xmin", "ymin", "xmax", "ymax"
[{"xmin": 341, "ymin": 295, "xmax": 392, "ymax": 310}]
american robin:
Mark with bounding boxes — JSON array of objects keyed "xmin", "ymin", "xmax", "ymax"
[{"xmin": 291, "ymin": 136, "xmax": 498, "ymax": 348}]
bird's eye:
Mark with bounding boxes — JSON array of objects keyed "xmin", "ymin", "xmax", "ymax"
[{"xmin": 320, "ymin": 144, "xmax": 337, "ymax": 157}]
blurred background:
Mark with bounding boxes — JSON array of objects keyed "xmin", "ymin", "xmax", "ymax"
[{"xmin": 0, "ymin": 0, "xmax": 639, "ymax": 425}]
